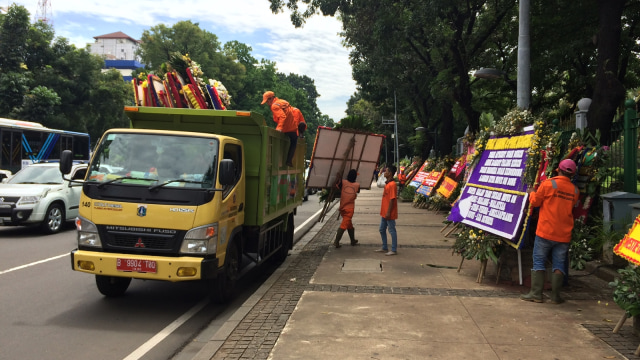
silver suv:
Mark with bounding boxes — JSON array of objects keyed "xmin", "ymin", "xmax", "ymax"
[{"xmin": 0, "ymin": 162, "xmax": 87, "ymax": 234}]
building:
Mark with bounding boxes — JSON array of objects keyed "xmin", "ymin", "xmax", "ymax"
[{"xmin": 88, "ymin": 31, "xmax": 144, "ymax": 82}]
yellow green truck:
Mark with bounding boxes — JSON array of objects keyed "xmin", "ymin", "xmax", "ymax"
[{"xmin": 60, "ymin": 106, "xmax": 304, "ymax": 302}]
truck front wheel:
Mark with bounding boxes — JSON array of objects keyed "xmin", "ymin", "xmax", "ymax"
[
  {"xmin": 96, "ymin": 275, "xmax": 131, "ymax": 297},
  {"xmin": 212, "ymin": 242, "xmax": 239, "ymax": 304}
]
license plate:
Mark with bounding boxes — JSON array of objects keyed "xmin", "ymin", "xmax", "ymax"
[{"xmin": 116, "ymin": 258, "xmax": 157, "ymax": 273}]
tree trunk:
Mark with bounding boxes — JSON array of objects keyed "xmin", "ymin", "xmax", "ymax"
[
  {"xmin": 587, "ymin": 0, "xmax": 626, "ymax": 144},
  {"xmin": 440, "ymin": 104, "xmax": 454, "ymax": 156}
]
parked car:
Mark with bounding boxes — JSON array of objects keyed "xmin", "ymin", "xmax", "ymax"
[
  {"xmin": 303, "ymin": 163, "xmax": 318, "ymax": 201},
  {"xmin": 0, "ymin": 162, "xmax": 87, "ymax": 234},
  {"xmin": 0, "ymin": 169, "xmax": 12, "ymax": 183}
]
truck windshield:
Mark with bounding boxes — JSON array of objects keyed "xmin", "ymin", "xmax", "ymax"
[{"xmin": 87, "ymin": 132, "xmax": 219, "ymax": 189}]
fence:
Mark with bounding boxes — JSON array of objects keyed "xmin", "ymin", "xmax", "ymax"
[{"xmin": 596, "ymin": 99, "xmax": 639, "ymax": 194}]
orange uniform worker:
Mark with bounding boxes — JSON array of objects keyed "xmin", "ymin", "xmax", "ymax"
[
  {"xmin": 261, "ymin": 91, "xmax": 298, "ymax": 166},
  {"xmin": 375, "ymin": 165, "xmax": 398, "ymax": 256},
  {"xmin": 521, "ymin": 159, "xmax": 579, "ymax": 304},
  {"xmin": 333, "ymin": 169, "xmax": 360, "ymax": 248},
  {"xmin": 292, "ymin": 107, "xmax": 307, "ymax": 137}
]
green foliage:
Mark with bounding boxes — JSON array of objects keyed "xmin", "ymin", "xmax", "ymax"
[
  {"xmin": 335, "ymin": 115, "xmax": 374, "ymax": 131},
  {"xmin": 452, "ymin": 225, "xmax": 504, "ymax": 264},
  {"xmin": 399, "ymin": 185, "xmax": 416, "ymax": 201},
  {"xmin": 569, "ymin": 220, "xmax": 594, "ymax": 270},
  {"xmin": 609, "ymin": 265, "xmax": 640, "ymax": 317}
]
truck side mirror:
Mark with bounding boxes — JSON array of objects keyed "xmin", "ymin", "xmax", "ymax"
[
  {"xmin": 219, "ymin": 159, "xmax": 235, "ymax": 186},
  {"xmin": 60, "ymin": 150, "xmax": 73, "ymax": 175}
]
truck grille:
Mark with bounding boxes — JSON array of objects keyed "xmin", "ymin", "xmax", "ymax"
[
  {"xmin": 112, "ymin": 234, "xmax": 172, "ymax": 249},
  {"xmin": 98, "ymin": 225, "xmax": 185, "ymax": 254}
]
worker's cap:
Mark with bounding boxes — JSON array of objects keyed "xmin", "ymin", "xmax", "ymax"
[
  {"xmin": 558, "ymin": 159, "xmax": 577, "ymax": 175},
  {"xmin": 261, "ymin": 91, "xmax": 275, "ymax": 105}
]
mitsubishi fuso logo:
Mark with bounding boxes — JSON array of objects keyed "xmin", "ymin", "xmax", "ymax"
[
  {"xmin": 134, "ymin": 238, "xmax": 145, "ymax": 248},
  {"xmin": 137, "ymin": 205, "xmax": 147, "ymax": 217}
]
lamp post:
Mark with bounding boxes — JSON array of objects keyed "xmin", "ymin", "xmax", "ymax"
[
  {"xmin": 472, "ymin": 0, "xmax": 530, "ymax": 110},
  {"xmin": 382, "ymin": 91, "xmax": 399, "ymax": 167},
  {"xmin": 415, "ymin": 126, "xmax": 438, "ymax": 157}
]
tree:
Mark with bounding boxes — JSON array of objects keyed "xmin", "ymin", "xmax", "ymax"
[{"xmin": 269, "ymin": 0, "xmax": 640, "ymax": 149}]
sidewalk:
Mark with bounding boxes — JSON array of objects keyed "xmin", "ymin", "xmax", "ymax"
[{"xmin": 195, "ymin": 185, "xmax": 637, "ymax": 360}]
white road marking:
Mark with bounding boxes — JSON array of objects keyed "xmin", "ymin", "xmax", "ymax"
[
  {"xmin": 294, "ymin": 207, "xmax": 323, "ymax": 233},
  {"xmin": 123, "ymin": 299, "xmax": 209, "ymax": 360},
  {"xmin": 0, "ymin": 253, "xmax": 67, "ymax": 275},
  {"xmin": 3, "ymin": 206, "xmax": 328, "ymax": 359}
]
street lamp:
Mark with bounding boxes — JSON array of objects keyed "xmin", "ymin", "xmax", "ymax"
[
  {"xmin": 415, "ymin": 127, "xmax": 438, "ymax": 157},
  {"xmin": 473, "ymin": 1, "xmax": 530, "ymax": 109}
]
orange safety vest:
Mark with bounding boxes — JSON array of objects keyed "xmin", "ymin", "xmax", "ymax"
[
  {"xmin": 270, "ymin": 98, "xmax": 297, "ymax": 133},
  {"xmin": 529, "ymin": 176, "xmax": 579, "ymax": 243}
]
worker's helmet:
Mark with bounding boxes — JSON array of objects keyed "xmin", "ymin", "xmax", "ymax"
[{"xmin": 261, "ymin": 91, "xmax": 275, "ymax": 105}]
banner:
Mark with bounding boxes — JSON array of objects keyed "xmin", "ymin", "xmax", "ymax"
[
  {"xmin": 614, "ymin": 216, "xmax": 640, "ymax": 266},
  {"xmin": 453, "ymin": 133, "xmax": 534, "ymax": 243},
  {"xmin": 408, "ymin": 160, "xmax": 430, "ymax": 188},
  {"xmin": 436, "ymin": 176, "xmax": 458, "ymax": 199},
  {"xmin": 448, "ymin": 156, "xmax": 467, "ymax": 180},
  {"xmin": 417, "ymin": 170, "xmax": 445, "ymax": 197}
]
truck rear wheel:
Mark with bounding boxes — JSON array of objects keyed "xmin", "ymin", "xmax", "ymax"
[
  {"xmin": 95, "ymin": 275, "xmax": 131, "ymax": 297},
  {"xmin": 212, "ymin": 242, "xmax": 239, "ymax": 304},
  {"xmin": 273, "ymin": 214, "xmax": 294, "ymax": 264}
]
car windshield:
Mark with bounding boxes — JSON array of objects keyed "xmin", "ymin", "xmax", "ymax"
[
  {"xmin": 87, "ymin": 132, "xmax": 219, "ymax": 189},
  {"xmin": 8, "ymin": 166, "xmax": 63, "ymax": 184}
]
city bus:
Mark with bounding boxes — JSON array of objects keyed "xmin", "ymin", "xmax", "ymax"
[{"xmin": 0, "ymin": 118, "xmax": 90, "ymax": 175}]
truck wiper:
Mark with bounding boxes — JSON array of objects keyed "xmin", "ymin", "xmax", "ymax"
[
  {"xmin": 97, "ymin": 176, "xmax": 157, "ymax": 189},
  {"xmin": 149, "ymin": 179, "xmax": 205, "ymax": 190}
]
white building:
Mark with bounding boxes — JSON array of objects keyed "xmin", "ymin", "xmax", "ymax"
[
  {"xmin": 89, "ymin": 31, "xmax": 144, "ymax": 82},
  {"xmin": 89, "ymin": 31, "xmax": 141, "ymax": 61}
]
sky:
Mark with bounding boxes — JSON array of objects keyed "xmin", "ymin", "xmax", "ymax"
[{"xmin": 8, "ymin": 0, "xmax": 357, "ymax": 122}]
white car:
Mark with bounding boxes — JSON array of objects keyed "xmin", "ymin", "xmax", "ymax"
[
  {"xmin": 303, "ymin": 165, "xmax": 318, "ymax": 201},
  {"xmin": 0, "ymin": 163, "xmax": 87, "ymax": 234}
]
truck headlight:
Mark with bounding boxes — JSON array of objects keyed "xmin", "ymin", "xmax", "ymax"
[
  {"xmin": 181, "ymin": 223, "xmax": 217, "ymax": 255},
  {"xmin": 17, "ymin": 195, "xmax": 41, "ymax": 206},
  {"xmin": 75, "ymin": 217, "xmax": 102, "ymax": 247}
]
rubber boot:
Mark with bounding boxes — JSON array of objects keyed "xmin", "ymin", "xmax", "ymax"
[
  {"xmin": 550, "ymin": 272, "xmax": 565, "ymax": 304},
  {"xmin": 347, "ymin": 229, "xmax": 358, "ymax": 246},
  {"xmin": 334, "ymin": 229, "xmax": 345, "ymax": 248},
  {"xmin": 520, "ymin": 270, "xmax": 544, "ymax": 303}
]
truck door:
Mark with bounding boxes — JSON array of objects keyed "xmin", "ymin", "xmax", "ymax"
[{"xmin": 219, "ymin": 143, "xmax": 244, "ymax": 250}]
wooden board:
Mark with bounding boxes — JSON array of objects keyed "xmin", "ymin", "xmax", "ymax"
[{"xmin": 307, "ymin": 127, "xmax": 384, "ymax": 190}]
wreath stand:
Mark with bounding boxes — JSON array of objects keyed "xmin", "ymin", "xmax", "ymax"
[
  {"xmin": 455, "ymin": 249, "xmax": 523, "ymax": 285},
  {"xmin": 612, "ymin": 313, "xmax": 640, "ymax": 356}
]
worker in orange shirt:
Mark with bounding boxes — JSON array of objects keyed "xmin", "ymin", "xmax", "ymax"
[
  {"xmin": 292, "ymin": 107, "xmax": 307, "ymax": 138},
  {"xmin": 261, "ymin": 91, "xmax": 298, "ymax": 167},
  {"xmin": 521, "ymin": 159, "xmax": 579, "ymax": 304},
  {"xmin": 334, "ymin": 169, "xmax": 360, "ymax": 248}
]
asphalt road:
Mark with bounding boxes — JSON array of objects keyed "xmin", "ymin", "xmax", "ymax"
[{"xmin": 0, "ymin": 192, "xmax": 325, "ymax": 360}]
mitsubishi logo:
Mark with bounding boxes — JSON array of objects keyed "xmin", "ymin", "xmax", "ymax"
[
  {"xmin": 134, "ymin": 238, "xmax": 145, "ymax": 248},
  {"xmin": 0, "ymin": 197, "xmax": 4, "ymax": 202}
]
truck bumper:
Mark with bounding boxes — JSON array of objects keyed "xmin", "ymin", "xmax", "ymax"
[{"xmin": 70, "ymin": 249, "xmax": 219, "ymax": 282}]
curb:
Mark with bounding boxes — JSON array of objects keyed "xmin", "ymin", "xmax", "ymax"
[{"xmin": 190, "ymin": 201, "xmax": 338, "ymax": 360}]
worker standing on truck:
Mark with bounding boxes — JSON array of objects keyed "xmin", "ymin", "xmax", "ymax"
[{"xmin": 261, "ymin": 91, "xmax": 298, "ymax": 167}]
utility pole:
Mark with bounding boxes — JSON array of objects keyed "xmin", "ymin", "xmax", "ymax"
[{"xmin": 382, "ymin": 91, "xmax": 399, "ymax": 167}]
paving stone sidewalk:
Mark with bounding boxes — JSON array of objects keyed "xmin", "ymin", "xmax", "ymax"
[{"xmin": 197, "ymin": 190, "xmax": 639, "ymax": 359}]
